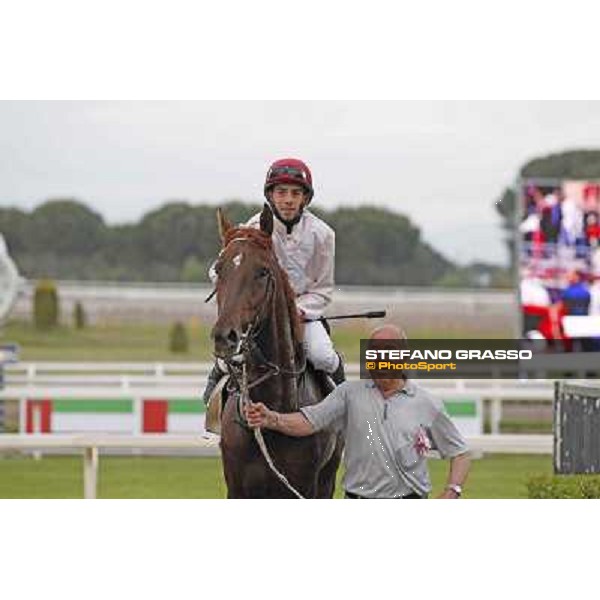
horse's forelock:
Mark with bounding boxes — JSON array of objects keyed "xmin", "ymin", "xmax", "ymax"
[{"xmin": 222, "ymin": 226, "xmax": 273, "ymax": 251}]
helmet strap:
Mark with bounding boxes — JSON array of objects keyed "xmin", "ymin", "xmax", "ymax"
[
  {"xmin": 269, "ymin": 203, "xmax": 304, "ymax": 234},
  {"xmin": 266, "ymin": 193, "xmax": 307, "ymax": 234}
]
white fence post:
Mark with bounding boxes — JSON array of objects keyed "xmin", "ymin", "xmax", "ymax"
[
  {"xmin": 490, "ymin": 382, "xmax": 502, "ymax": 435},
  {"xmin": 83, "ymin": 446, "xmax": 99, "ymax": 499},
  {"xmin": 32, "ymin": 404, "xmax": 42, "ymax": 461},
  {"xmin": 27, "ymin": 363, "xmax": 36, "ymax": 385},
  {"xmin": 132, "ymin": 396, "xmax": 143, "ymax": 456},
  {"xmin": 18, "ymin": 397, "xmax": 26, "ymax": 434}
]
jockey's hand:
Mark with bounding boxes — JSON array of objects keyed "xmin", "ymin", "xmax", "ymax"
[{"xmin": 245, "ymin": 401, "xmax": 271, "ymax": 429}]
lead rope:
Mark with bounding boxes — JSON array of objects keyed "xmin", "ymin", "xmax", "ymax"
[{"xmin": 240, "ymin": 358, "xmax": 305, "ymax": 499}]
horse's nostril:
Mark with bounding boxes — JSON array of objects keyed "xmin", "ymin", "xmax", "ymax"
[{"xmin": 213, "ymin": 328, "xmax": 239, "ymax": 354}]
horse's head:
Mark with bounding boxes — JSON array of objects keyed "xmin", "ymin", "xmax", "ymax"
[{"xmin": 211, "ymin": 204, "xmax": 298, "ymax": 360}]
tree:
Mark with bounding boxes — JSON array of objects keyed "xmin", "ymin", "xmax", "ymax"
[
  {"xmin": 138, "ymin": 202, "xmax": 200, "ymax": 264},
  {"xmin": 181, "ymin": 255, "xmax": 206, "ymax": 282},
  {"xmin": 521, "ymin": 149, "xmax": 600, "ymax": 179},
  {"xmin": 0, "ymin": 207, "xmax": 31, "ymax": 255},
  {"xmin": 29, "ymin": 199, "xmax": 107, "ymax": 256},
  {"xmin": 329, "ymin": 206, "xmax": 451, "ymax": 285},
  {"xmin": 4, "ymin": 198, "xmax": 456, "ymax": 285}
]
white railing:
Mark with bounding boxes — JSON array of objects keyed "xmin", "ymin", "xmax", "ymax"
[
  {"xmin": 0, "ymin": 433, "xmax": 552, "ymax": 499},
  {"xmin": 6, "ymin": 361, "xmax": 212, "ymax": 376},
  {"xmin": 2, "ymin": 362, "xmax": 558, "ymax": 434}
]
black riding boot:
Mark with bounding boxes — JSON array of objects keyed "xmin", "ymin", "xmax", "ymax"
[
  {"xmin": 202, "ymin": 361, "xmax": 226, "ymax": 405},
  {"xmin": 331, "ymin": 353, "xmax": 346, "ymax": 386}
]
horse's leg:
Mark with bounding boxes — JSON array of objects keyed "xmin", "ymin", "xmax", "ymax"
[
  {"xmin": 220, "ymin": 400, "xmax": 255, "ymax": 498},
  {"xmin": 220, "ymin": 442, "xmax": 245, "ymax": 498}
]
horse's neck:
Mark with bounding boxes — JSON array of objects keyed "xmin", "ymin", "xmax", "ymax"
[{"xmin": 250, "ymin": 288, "xmax": 302, "ymax": 413}]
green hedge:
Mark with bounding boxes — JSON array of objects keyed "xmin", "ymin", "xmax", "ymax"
[
  {"xmin": 527, "ymin": 474, "xmax": 600, "ymax": 498},
  {"xmin": 33, "ymin": 279, "xmax": 60, "ymax": 329},
  {"xmin": 74, "ymin": 301, "xmax": 86, "ymax": 329},
  {"xmin": 169, "ymin": 321, "xmax": 189, "ymax": 353}
]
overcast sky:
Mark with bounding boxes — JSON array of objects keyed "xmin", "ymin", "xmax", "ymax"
[{"xmin": 1, "ymin": 100, "xmax": 600, "ymax": 266}]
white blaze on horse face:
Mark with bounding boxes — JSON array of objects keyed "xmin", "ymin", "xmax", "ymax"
[{"xmin": 232, "ymin": 253, "xmax": 243, "ymax": 269}]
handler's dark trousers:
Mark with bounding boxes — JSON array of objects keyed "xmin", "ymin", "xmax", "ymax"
[{"xmin": 344, "ymin": 490, "xmax": 425, "ymax": 499}]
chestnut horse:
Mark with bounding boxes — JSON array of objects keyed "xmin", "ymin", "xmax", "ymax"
[{"xmin": 211, "ymin": 204, "xmax": 343, "ymax": 498}]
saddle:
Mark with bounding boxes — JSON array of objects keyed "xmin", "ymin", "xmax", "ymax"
[{"xmin": 205, "ymin": 361, "xmax": 337, "ymax": 435}]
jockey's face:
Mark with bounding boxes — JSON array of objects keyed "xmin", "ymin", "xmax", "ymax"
[{"xmin": 270, "ymin": 184, "xmax": 307, "ymax": 221}]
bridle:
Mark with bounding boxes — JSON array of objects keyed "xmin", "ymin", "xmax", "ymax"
[
  {"xmin": 208, "ymin": 233, "xmax": 307, "ymax": 498},
  {"xmin": 207, "ymin": 235, "xmax": 306, "ymax": 395}
]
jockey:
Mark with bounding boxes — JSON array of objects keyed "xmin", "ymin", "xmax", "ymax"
[{"xmin": 202, "ymin": 157, "xmax": 345, "ymax": 404}]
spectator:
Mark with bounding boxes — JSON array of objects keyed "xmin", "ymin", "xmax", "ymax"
[
  {"xmin": 585, "ymin": 212, "xmax": 600, "ymax": 247},
  {"xmin": 561, "ymin": 270, "xmax": 591, "ymax": 316},
  {"xmin": 520, "ymin": 267, "xmax": 561, "ymax": 340},
  {"xmin": 560, "ymin": 191, "xmax": 584, "ymax": 246},
  {"xmin": 561, "ymin": 270, "xmax": 592, "ymax": 351}
]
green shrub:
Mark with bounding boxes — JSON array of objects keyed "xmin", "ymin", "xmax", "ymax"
[
  {"xmin": 33, "ymin": 279, "xmax": 60, "ymax": 329},
  {"xmin": 169, "ymin": 321, "xmax": 189, "ymax": 353},
  {"xmin": 527, "ymin": 474, "xmax": 600, "ymax": 498},
  {"xmin": 74, "ymin": 301, "xmax": 86, "ymax": 329}
]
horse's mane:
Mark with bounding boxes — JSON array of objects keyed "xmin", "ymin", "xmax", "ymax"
[{"xmin": 222, "ymin": 226, "xmax": 303, "ymax": 347}]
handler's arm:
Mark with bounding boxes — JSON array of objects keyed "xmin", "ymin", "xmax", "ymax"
[
  {"xmin": 439, "ymin": 452, "xmax": 471, "ymax": 499},
  {"xmin": 246, "ymin": 384, "xmax": 347, "ymax": 437},
  {"xmin": 245, "ymin": 402, "xmax": 315, "ymax": 437}
]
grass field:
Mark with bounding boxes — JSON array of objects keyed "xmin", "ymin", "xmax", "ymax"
[
  {"xmin": 0, "ymin": 453, "xmax": 552, "ymax": 499},
  {"xmin": 3, "ymin": 320, "xmax": 215, "ymax": 362},
  {"xmin": 2, "ymin": 319, "xmax": 510, "ymax": 362}
]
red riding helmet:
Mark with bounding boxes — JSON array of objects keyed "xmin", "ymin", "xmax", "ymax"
[{"xmin": 264, "ymin": 158, "xmax": 314, "ymax": 204}]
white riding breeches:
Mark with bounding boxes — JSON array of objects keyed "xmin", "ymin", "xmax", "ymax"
[{"xmin": 303, "ymin": 320, "xmax": 339, "ymax": 374}]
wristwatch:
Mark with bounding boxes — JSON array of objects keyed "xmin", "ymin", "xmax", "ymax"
[{"xmin": 446, "ymin": 484, "xmax": 462, "ymax": 497}]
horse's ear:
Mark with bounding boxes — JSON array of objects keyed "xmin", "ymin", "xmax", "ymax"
[
  {"xmin": 217, "ymin": 208, "xmax": 233, "ymax": 244},
  {"xmin": 260, "ymin": 203, "xmax": 273, "ymax": 236}
]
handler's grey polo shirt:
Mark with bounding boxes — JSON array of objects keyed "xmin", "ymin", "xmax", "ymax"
[{"xmin": 300, "ymin": 379, "xmax": 468, "ymax": 498}]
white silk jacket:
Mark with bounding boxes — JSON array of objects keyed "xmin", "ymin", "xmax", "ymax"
[{"xmin": 245, "ymin": 210, "xmax": 335, "ymax": 320}]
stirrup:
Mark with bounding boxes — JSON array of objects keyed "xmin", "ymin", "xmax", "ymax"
[
  {"xmin": 205, "ymin": 375, "xmax": 230, "ymax": 435},
  {"xmin": 202, "ymin": 362, "xmax": 226, "ymax": 405}
]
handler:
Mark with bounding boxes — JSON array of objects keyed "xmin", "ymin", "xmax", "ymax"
[{"xmin": 245, "ymin": 324, "xmax": 471, "ymax": 499}]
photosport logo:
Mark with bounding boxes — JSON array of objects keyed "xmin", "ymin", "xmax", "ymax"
[{"xmin": 359, "ymin": 339, "xmax": 600, "ymax": 380}]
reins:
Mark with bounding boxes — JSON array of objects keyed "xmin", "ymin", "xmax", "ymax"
[
  {"xmin": 239, "ymin": 342, "xmax": 305, "ymax": 499},
  {"xmin": 214, "ymin": 231, "xmax": 306, "ymax": 498}
]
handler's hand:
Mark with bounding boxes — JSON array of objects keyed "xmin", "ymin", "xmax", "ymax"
[{"xmin": 244, "ymin": 401, "xmax": 271, "ymax": 429}]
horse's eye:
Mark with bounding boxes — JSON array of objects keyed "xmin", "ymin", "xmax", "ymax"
[{"xmin": 256, "ymin": 267, "xmax": 269, "ymax": 279}]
